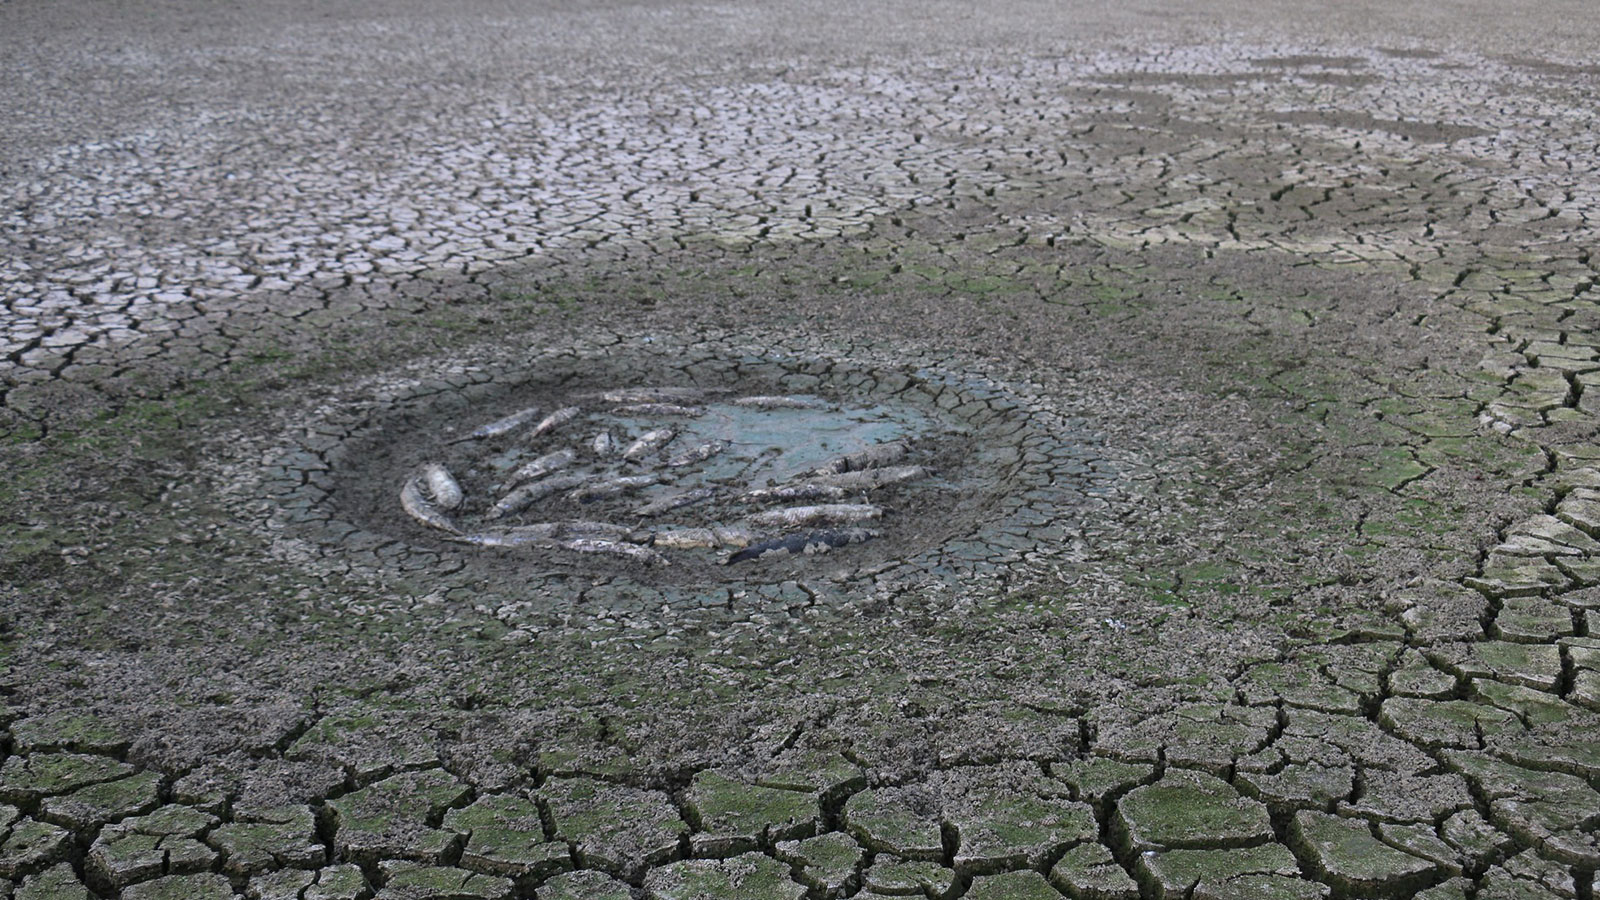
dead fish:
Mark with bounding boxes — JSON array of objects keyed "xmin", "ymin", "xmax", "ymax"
[
  {"xmin": 649, "ymin": 527, "xmax": 721, "ymax": 550},
  {"xmin": 555, "ymin": 538, "xmax": 668, "ymax": 566},
  {"xmin": 666, "ymin": 440, "xmax": 727, "ymax": 467},
  {"xmin": 814, "ymin": 441, "xmax": 908, "ymax": 475},
  {"xmin": 711, "ymin": 524, "xmax": 761, "ymax": 549},
  {"xmin": 739, "ymin": 483, "xmax": 850, "ymax": 503},
  {"xmin": 527, "ymin": 406, "xmax": 582, "ymax": 440},
  {"xmin": 486, "ymin": 473, "xmax": 590, "ymax": 519},
  {"xmin": 421, "ymin": 463, "xmax": 464, "ymax": 510},
  {"xmin": 730, "ymin": 395, "xmax": 827, "ymax": 409},
  {"xmin": 746, "ymin": 503, "xmax": 883, "ymax": 529},
  {"xmin": 601, "ymin": 387, "xmax": 706, "ymax": 404},
  {"xmin": 591, "ymin": 431, "xmax": 617, "ymax": 457},
  {"xmin": 455, "ymin": 521, "xmax": 637, "ymax": 547},
  {"xmin": 726, "ymin": 528, "xmax": 878, "ymax": 564},
  {"xmin": 567, "ymin": 474, "xmax": 661, "ymax": 503},
  {"xmin": 809, "ymin": 465, "xmax": 929, "ymax": 491},
  {"xmin": 510, "ymin": 449, "xmax": 574, "ymax": 484},
  {"xmin": 634, "ymin": 487, "xmax": 718, "ymax": 516},
  {"xmin": 649, "ymin": 524, "xmax": 758, "ymax": 550},
  {"xmin": 400, "ymin": 476, "xmax": 460, "ymax": 533},
  {"xmin": 623, "ymin": 428, "xmax": 676, "ymax": 462},
  {"xmin": 554, "ymin": 521, "xmax": 644, "ymax": 541},
  {"xmin": 456, "ymin": 405, "xmax": 542, "ymax": 441},
  {"xmin": 612, "ymin": 403, "xmax": 705, "ymax": 417},
  {"xmin": 451, "ymin": 524, "xmax": 563, "ymax": 547}
]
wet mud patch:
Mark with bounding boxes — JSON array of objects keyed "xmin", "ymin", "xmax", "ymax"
[
  {"xmin": 1501, "ymin": 56, "xmax": 1600, "ymax": 78},
  {"xmin": 1250, "ymin": 54, "xmax": 1370, "ymax": 69},
  {"xmin": 1376, "ymin": 47, "xmax": 1442, "ymax": 60},
  {"xmin": 1266, "ymin": 109, "xmax": 1492, "ymax": 144},
  {"xmin": 1092, "ymin": 71, "xmax": 1260, "ymax": 89},
  {"xmin": 1285, "ymin": 71, "xmax": 1378, "ymax": 87},
  {"xmin": 231, "ymin": 327, "xmax": 1119, "ymax": 609}
]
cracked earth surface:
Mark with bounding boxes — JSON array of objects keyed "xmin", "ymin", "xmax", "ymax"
[{"xmin": 5, "ymin": 1, "xmax": 1600, "ymax": 898}]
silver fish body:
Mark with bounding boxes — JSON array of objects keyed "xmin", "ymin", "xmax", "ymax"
[
  {"xmin": 486, "ymin": 473, "xmax": 590, "ymax": 519},
  {"xmin": 556, "ymin": 538, "xmax": 668, "ymax": 566},
  {"xmin": 730, "ymin": 395, "xmax": 827, "ymax": 409},
  {"xmin": 649, "ymin": 524, "xmax": 758, "ymax": 550},
  {"xmin": 456, "ymin": 520, "xmax": 637, "ymax": 547},
  {"xmin": 814, "ymin": 441, "xmax": 908, "ymax": 476},
  {"xmin": 511, "ymin": 449, "xmax": 574, "ymax": 484},
  {"xmin": 612, "ymin": 403, "xmax": 705, "ymax": 418},
  {"xmin": 459, "ymin": 405, "xmax": 542, "ymax": 441},
  {"xmin": 739, "ymin": 482, "xmax": 850, "ymax": 503},
  {"xmin": 567, "ymin": 474, "xmax": 661, "ymax": 503},
  {"xmin": 400, "ymin": 476, "xmax": 461, "ymax": 533},
  {"xmin": 421, "ymin": 463, "xmax": 464, "ymax": 510},
  {"xmin": 528, "ymin": 406, "xmax": 582, "ymax": 440},
  {"xmin": 634, "ymin": 487, "xmax": 718, "ymax": 516},
  {"xmin": 601, "ymin": 387, "xmax": 706, "ymax": 404},
  {"xmin": 451, "ymin": 524, "xmax": 562, "ymax": 547},
  {"xmin": 622, "ymin": 428, "xmax": 676, "ymax": 462},
  {"xmin": 649, "ymin": 527, "xmax": 721, "ymax": 550},
  {"xmin": 746, "ymin": 503, "xmax": 883, "ymax": 529},
  {"xmin": 561, "ymin": 521, "xmax": 644, "ymax": 540},
  {"xmin": 666, "ymin": 440, "xmax": 727, "ymax": 468},
  {"xmin": 711, "ymin": 524, "xmax": 761, "ymax": 549},
  {"xmin": 725, "ymin": 528, "xmax": 878, "ymax": 564},
  {"xmin": 808, "ymin": 465, "xmax": 929, "ymax": 491}
]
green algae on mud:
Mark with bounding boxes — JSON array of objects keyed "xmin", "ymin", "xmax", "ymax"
[
  {"xmin": 4, "ymin": 239, "xmax": 1523, "ymax": 668},
  {"xmin": 0, "ymin": 232, "xmax": 1537, "ymax": 787}
]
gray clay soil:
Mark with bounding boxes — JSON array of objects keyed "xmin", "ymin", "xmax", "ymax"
[{"xmin": 4, "ymin": 2, "xmax": 1600, "ymax": 899}]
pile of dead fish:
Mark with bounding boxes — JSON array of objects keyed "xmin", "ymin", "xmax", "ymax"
[{"xmin": 395, "ymin": 387, "xmax": 932, "ymax": 566}]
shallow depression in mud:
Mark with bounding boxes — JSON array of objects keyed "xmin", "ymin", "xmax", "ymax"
[
  {"xmin": 350, "ymin": 383, "xmax": 990, "ymax": 583},
  {"xmin": 249, "ymin": 330, "xmax": 1120, "ymax": 603}
]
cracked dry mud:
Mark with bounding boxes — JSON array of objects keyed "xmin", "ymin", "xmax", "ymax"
[{"xmin": 5, "ymin": 2, "xmax": 1600, "ymax": 899}]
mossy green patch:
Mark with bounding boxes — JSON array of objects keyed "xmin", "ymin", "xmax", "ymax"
[
  {"xmin": 207, "ymin": 805, "xmax": 324, "ymax": 877},
  {"xmin": 536, "ymin": 870, "xmax": 634, "ymax": 899},
  {"xmin": 39, "ymin": 770, "xmax": 161, "ymax": 830},
  {"xmin": 774, "ymin": 831, "xmax": 863, "ymax": 894},
  {"xmin": 1050, "ymin": 841, "xmax": 1140, "ymax": 898},
  {"xmin": 684, "ymin": 770, "xmax": 818, "ymax": 852},
  {"xmin": 377, "ymin": 861, "xmax": 513, "ymax": 900},
  {"xmin": 841, "ymin": 786, "xmax": 944, "ymax": 861},
  {"xmin": 643, "ymin": 853, "xmax": 806, "ymax": 900},
  {"xmin": 10, "ymin": 711, "xmax": 128, "ymax": 755},
  {"xmin": 328, "ymin": 770, "xmax": 471, "ymax": 865},
  {"xmin": 964, "ymin": 870, "xmax": 1062, "ymax": 900},
  {"xmin": 1114, "ymin": 771, "xmax": 1273, "ymax": 852},
  {"xmin": 0, "ymin": 752, "xmax": 135, "ymax": 805},
  {"xmin": 443, "ymin": 794, "xmax": 570, "ymax": 879},
  {"xmin": 1054, "ymin": 757, "xmax": 1155, "ymax": 807},
  {"xmin": 17, "ymin": 863, "xmax": 94, "ymax": 900},
  {"xmin": 0, "ymin": 818, "xmax": 72, "ymax": 879},
  {"xmin": 120, "ymin": 873, "xmax": 236, "ymax": 900},
  {"xmin": 1289, "ymin": 811, "xmax": 1435, "ymax": 895},
  {"xmin": 538, "ymin": 777, "xmax": 686, "ymax": 877},
  {"xmin": 1136, "ymin": 843, "xmax": 1301, "ymax": 899},
  {"xmin": 861, "ymin": 856, "xmax": 956, "ymax": 897}
]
